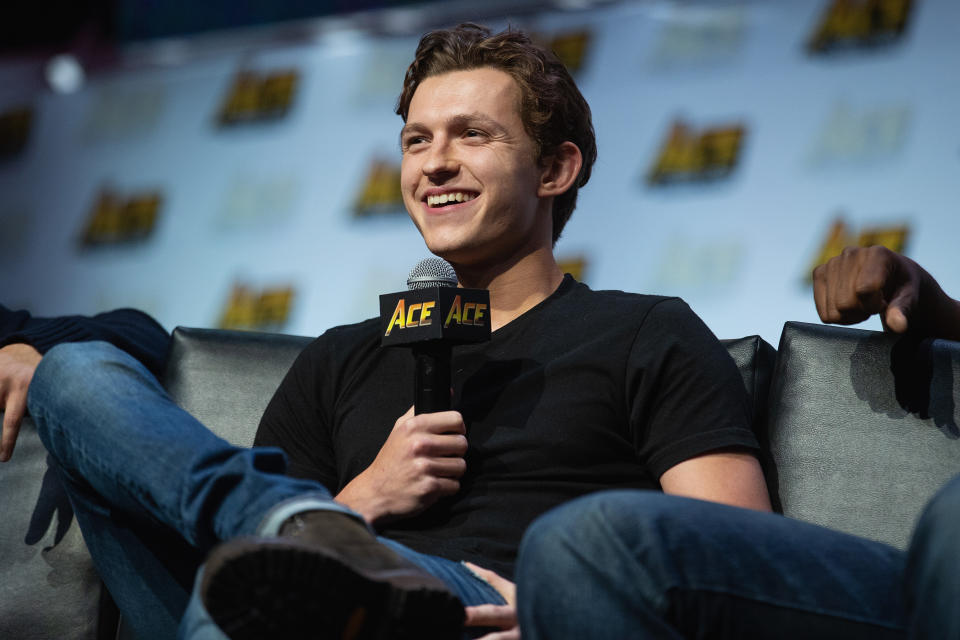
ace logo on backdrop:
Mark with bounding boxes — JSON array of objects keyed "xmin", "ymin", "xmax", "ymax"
[
  {"xmin": 82, "ymin": 87, "xmax": 166, "ymax": 144},
  {"xmin": 808, "ymin": 102, "xmax": 911, "ymax": 167},
  {"xmin": 645, "ymin": 119, "xmax": 746, "ymax": 186},
  {"xmin": 0, "ymin": 106, "xmax": 33, "ymax": 162},
  {"xmin": 80, "ymin": 187, "xmax": 163, "ymax": 248},
  {"xmin": 216, "ymin": 173, "xmax": 301, "ymax": 230},
  {"xmin": 218, "ymin": 283, "xmax": 295, "ymax": 330},
  {"xmin": 539, "ymin": 30, "xmax": 593, "ymax": 75},
  {"xmin": 558, "ymin": 256, "xmax": 588, "ymax": 283},
  {"xmin": 645, "ymin": 6, "xmax": 747, "ymax": 71},
  {"xmin": 806, "ymin": 216, "xmax": 910, "ymax": 282},
  {"xmin": 217, "ymin": 69, "xmax": 299, "ymax": 127},
  {"xmin": 353, "ymin": 156, "xmax": 404, "ymax": 217},
  {"xmin": 807, "ymin": 0, "xmax": 913, "ymax": 54}
]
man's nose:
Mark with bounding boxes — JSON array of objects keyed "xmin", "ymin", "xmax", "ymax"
[{"xmin": 422, "ymin": 139, "xmax": 459, "ymax": 179}]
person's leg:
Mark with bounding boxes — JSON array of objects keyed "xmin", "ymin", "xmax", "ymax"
[
  {"xmin": 56, "ymin": 464, "xmax": 204, "ymax": 639},
  {"xmin": 377, "ymin": 538, "xmax": 507, "ymax": 608},
  {"xmin": 517, "ymin": 490, "xmax": 907, "ymax": 640},
  {"xmin": 28, "ymin": 342, "xmax": 344, "ymax": 638},
  {"xmin": 180, "ymin": 536, "xmax": 505, "ymax": 640},
  {"xmin": 904, "ymin": 474, "xmax": 960, "ymax": 639}
]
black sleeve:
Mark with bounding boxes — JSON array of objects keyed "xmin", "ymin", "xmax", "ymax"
[
  {"xmin": 254, "ymin": 336, "xmax": 339, "ymax": 492},
  {"xmin": 0, "ymin": 305, "xmax": 170, "ymax": 377},
  {"xmin": 628, "ymin": 298, "xmax": 758, "ymax": 480}
]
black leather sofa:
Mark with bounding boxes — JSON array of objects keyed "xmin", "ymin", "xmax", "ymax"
[{"xmin": 1, "ymin": 322, "xmax": 958, "ymax": 639}]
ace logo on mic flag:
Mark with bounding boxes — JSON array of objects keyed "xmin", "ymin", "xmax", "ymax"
[{"xmin": 380, "ymin": 287, "xmax": 491, "ymax": 347}]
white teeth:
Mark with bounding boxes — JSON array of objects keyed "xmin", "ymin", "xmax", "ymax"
[{"xmin": 427, "ymin": 192, "xmax": 476, "ymax": 207}]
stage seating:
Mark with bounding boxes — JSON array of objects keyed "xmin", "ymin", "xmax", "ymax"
[{"xmin": 1, "ymin": 322, "xmax": 957, "ymax": 639}]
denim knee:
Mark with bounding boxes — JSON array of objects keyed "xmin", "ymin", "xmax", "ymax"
[
  {"xmin": 522, "ymin": 489, "xmax": 682, "ymax": 549},
  {"xmin": 913, "ymin": 475, "xmax": 960, "ymax": 542},
  {"xmin": 28, "ymin": 341, "xmax": 160, "ymax": 452},
  {"xmin": 518, "ymin": 490, "xmax": 679, "ymax": 591},
  {"xmin": 907, "ymin": 474, "xmax": 960, "ymax": 583},
  {"xmin": 517, "ymin": 491, "xmax": 685, "ymax": 640}
]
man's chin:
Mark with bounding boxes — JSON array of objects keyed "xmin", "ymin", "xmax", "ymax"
[{"xmin": 422, "ymin": 238, "xmax": 471, "ymax": 264}]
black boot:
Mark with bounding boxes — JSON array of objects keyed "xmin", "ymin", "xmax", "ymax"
[{"xmin": 201, "ymin": 510, "xmax": 465, "ymax": 640}]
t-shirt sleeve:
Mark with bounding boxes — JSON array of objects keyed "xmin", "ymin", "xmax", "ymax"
[
  {"xmin": 628, "ymin": 298, "xmax": 758, "ymax": 480},
  {"xmin": 254, "ymin": 337, "xmax": 339, "ymax": 491}
]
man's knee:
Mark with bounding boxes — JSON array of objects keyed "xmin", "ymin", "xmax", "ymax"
[
  {"xmin": 519, "ymin": 490, "xmax": 679, "ymax": 576},
  {"xmin": 29, "ymin": 341, "xmax": 155, "ymax": 430},
  {"xmin": 517, "ymin": 490, "xmax": 690, "ymax": 636},
  {"xmin": 914, "ymin": 475, "xmax": 960, "ymax": 546}
]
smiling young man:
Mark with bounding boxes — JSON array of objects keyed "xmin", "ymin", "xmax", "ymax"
[
  {"xmin": 26, "ymin": 24, "xmax": 768, "ymax": 640},
  {"xmin": 251, "ymin": 23, "xmax": 769, "ymax": 637}
]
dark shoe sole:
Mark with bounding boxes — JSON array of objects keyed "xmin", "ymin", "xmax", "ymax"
[{"xmin": 203, "ymin": 538, "xmax": 464, "ymax": 640}]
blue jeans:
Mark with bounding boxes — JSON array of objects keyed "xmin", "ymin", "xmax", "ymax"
[
  {"xmin": 29, "ymin": 342, "xmax": 502, "ymax": 640},
  {"xmin": 517, "ymin": 487, "xmax": 960, "ymax": 639}
]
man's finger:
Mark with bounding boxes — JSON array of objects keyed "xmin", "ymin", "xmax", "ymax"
[
  {"xmin": 0, "ymin": 391, "xmax": 27, "ymax": 462},
  {"xmin": 832, "ymin": 248, "xmax": 865, "ymax": 313},
  {"xmin": 405, "ymin": 411, "xmax": 467, "ymax": 436},
  {"xmin": 464, "ymin": 604, "xmax": 517, "ymax": 628},
  {"xmin": 423, "ymin": 455, "xmax": 467, "ymax": 478},
  {"xmin": 822, "ymin": 254, "xmax": 841, "ymax": 322},
  {"xmin": 813, "ymin": 264, "xmax": 829, "ymax": 322},
  {"xmin": 884, "ymin": 287, "xmax": 917, "ymax": 334},
  {"xmin": 474, "ymin": 628, "xmax": 520, "ymax": 640},
  {"xmin": 854, "ymin": 247, "xmax": 896, "ymax": 315}
]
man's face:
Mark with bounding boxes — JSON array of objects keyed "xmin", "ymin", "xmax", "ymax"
[{"xmin": 400, "ymin": 67, "xmax": 551, "ymax": 268}]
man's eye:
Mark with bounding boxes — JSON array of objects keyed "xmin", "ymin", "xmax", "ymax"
[
  {"xmin": 464, "ymin": 129, "xmax": 484, "ymax": 138},
  {"xmin": 404, "ymin": 136, "xmax": 427, "ymax": 148}
]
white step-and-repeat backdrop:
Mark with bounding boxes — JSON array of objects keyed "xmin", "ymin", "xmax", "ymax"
[{"xmin": 1, "ymin": 0, "xmax": 956, "ymax": 346}]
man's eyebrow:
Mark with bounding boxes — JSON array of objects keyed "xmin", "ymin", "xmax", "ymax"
[
  {"xmin": 400, "ymin": 113, "xmax": 507, "ymax": 140},
  {"xmin": 448, "ymin": 113, "xmax": 506, "ymax": 132},
  {"xmin": 400, "ymin": 122, "xmax": 427, "ymax": 140}
]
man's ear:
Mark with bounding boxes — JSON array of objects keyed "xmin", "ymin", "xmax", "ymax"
[{"xmin": 537, "ymin": 141, "xmax": 583, "ymax": 198}]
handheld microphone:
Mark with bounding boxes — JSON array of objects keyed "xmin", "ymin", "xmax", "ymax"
[{"xmin": 379, "ymin": 258, "xmax": 491, "ymax": 414}]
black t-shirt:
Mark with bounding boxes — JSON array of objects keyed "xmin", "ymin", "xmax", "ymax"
[{"xmin": 255, "ymin": 276, "xmax": 757, "ymax": 578}]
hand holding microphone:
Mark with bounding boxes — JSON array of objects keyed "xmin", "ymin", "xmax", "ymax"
[{"xmin": 334, "ymin": 259, "xmax": 491, "ymax": 523}]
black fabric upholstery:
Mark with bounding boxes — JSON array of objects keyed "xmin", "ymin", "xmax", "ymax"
[
  {"xmin": 162, "ymin": 327, "xmax": 312, "ymax": 446},
  {"xmin": 720, "ymin": 335, "xmax": 778, "ymax": 436},
  {"xmin": 766, "ymin": 321, "xmax": 960, "ymax": 549},
  {"xmin": 721, "ymin": 335, "xmax": 779, "ymax": 507}
]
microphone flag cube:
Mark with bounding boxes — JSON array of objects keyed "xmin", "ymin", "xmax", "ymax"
[{"xmin": 379, "ymin": 287, "xmax": 491, "ymax": 347}]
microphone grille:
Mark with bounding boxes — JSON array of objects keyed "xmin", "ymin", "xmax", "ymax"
[{"xmin": 407, "ymin": 257, "xmax": 458, "ymax": 290}]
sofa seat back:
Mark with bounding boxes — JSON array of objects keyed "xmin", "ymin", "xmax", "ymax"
[{"xmin": 767, "ymin": 321, "xmax": 960, "ymax": 549}]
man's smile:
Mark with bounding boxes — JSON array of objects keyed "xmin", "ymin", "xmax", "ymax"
[{"xmin": 422, "ymin": 189, "xmax": 480, "ymax": 211}]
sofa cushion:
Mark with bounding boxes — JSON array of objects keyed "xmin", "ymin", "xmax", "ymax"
[
  {"xmin": 766, "ymin": 321, "xmax": 960, "ymax": 549},
  {"xmin": 162, "ymin": 327, "xmax": 312, "ymax": 446}
]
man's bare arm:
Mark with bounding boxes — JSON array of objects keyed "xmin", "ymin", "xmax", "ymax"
[{"xmin": 659, "ymin": 450, "xmax": 771, "ymax": 511}]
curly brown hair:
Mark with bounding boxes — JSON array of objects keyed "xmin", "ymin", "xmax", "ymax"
[{"xmin": 396, "ymin": 23, "xmax": 597, "ymax": 245}]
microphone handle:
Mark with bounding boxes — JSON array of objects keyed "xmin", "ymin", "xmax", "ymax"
[{"xmin": 413, "ymin": 342, "xmax": 452, "ymax": 414}]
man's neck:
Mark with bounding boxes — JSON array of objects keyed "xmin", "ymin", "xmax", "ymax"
[{"xmin": 454, "ymin": 247, "xmax": 564, "ymax": 332}]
